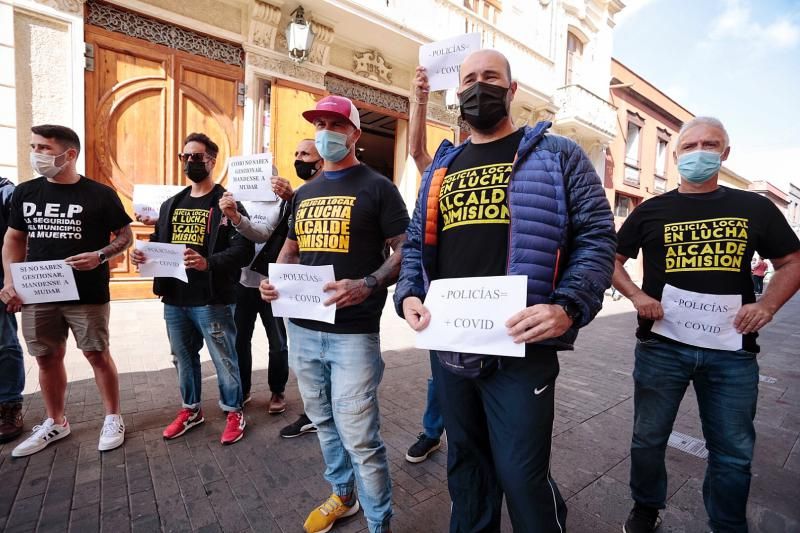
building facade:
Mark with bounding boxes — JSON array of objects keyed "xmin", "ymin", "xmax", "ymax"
[{"xmin": 3, "ymin": 0, "xmax": 624, "ymax": 298}]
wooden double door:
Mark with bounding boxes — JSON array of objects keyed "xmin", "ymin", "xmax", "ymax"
[{"xmin": 84, "ymin": 26, "xmax": 243, "ymax": 299}]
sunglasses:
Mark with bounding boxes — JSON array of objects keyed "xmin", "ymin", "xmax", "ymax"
[{"xmin": 177, "ymin": 152, "xmax": 212, "ymax": 163}]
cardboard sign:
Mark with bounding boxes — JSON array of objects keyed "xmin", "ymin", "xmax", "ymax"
[
  {"xmin": 416, "ymin": 275, "xmax": 527, "ymax": 357},
  {"xmin": 135, "ymin": 241, "xmax": 188, "ymax": 282},
  {"xmin": 419, "ymin": 33, "xmax": 481, "ymax": 92},
  {"xmin": 133, "ymin": 185, "xmax": 185, "ymax": 220},
  {"xmin": 269, "ymin": 263, "xmax": 336, "ymax": 324},
  {"xmin": 10, "ymin": 260, "xmax": 79, "ymax": 304},
  {"xmin": 227, "ymin": 153, "xmax": 278, "ymax": 201}
]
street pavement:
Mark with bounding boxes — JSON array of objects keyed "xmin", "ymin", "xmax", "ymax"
[{"xmin": 0, "ymin": 292, "xmax": 798, "ymax": 532}]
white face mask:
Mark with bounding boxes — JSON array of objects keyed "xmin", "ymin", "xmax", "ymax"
[{"xmin": 30, "ymin": 151, "xmax": 68, "ymax": 179}]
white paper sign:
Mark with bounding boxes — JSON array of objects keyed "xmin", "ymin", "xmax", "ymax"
[
  {"xmin": 651, "ymin": 284, "xmax": 742, "ymax": 351},
  {"xmin": 241, "ymin": 200, "xmax": 281, "ymax": 229},
  {"xmin": 10, "ymin": 260, "xmax": 79, "ymax": 304},
  {"xmin": 227, "ymin": 153, "xmax": 278, "ymax": 201},
  {"xmin": 419, "ymin": 33, "xmax": 482, "ymax": 92},
  {"xmin": 135, "ymin": 241, "xmax": 188, "ymax": 282},
  {"xmin": 416, "ymin": 275, "xmax": 527, "ymax": 357},
  {"xmin": 133, "ymin": 185, "xmax": 185, "ymax": 220},
  {"xmin": 269, "ymin": 263, "xmax": 336, "ymax": 324}
]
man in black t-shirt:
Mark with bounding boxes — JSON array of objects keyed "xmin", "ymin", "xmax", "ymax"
[
  {"xmin": 131, "ymin": 132, "xmax": 253, "ymax": 446},
  {"xmin": 259, "ymin": 96, "xmax": 409, "ymax": 533},
  {"xmin": 613, "ymin": 117, "xmax": 800, "ymax": 533},
  {"xmin": 1, "ymin": 125, "xmax": 133, "ymax": 457},
  {"xmin": 395, "ymin": 50, "xmax": 616, "ymax": 533}
]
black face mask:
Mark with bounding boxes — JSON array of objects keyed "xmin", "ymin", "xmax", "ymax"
[
  {"xmin": 294, "ymin": 159, "xmax": 321, "ymax": 181},
  {"xmin": 185, "ymin": 161, "xmax": 209, "ymax": 183},
  {"xmin": 458, "ymin": 81, "xmax": 510, "ymax": 131}
]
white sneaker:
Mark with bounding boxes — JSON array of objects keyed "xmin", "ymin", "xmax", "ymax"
[
  {"xmin": 12, "ymin": 417, "xmax": 71, "ymax": 457},
  {"xmin": 98, "ymin": 414, "xmax": 125, "ymax": 451}
]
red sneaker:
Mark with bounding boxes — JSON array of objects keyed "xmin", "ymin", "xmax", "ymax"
[
  {"xmin": 163, "ymin": 408, "xmax": 204, "ymax": 439},
  {"xmin": 221, "ymin": 411, "xmax": 245, "ymax": 445}
]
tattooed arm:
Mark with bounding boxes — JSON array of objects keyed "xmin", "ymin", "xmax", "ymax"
[
  {"xmin": 65, "ymin": 225, "xmax": 133, "ymax": 271},
  {"xmin": 323, "ymin": 233, "xmax": 406, "ymax": 309}
]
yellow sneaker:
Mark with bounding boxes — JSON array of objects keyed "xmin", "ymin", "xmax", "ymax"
[{"xmin": 303, "ymin": 493, "xmax": 360, "ymax": 533}]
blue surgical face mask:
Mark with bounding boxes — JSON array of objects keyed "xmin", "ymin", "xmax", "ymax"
[
  {"xmin": 677, "ymin": 150, "xmax": 722, "ymax": 184},
  {"xmin": 315, "ymin": 130, "xmax": 350, "ymax": 163}
]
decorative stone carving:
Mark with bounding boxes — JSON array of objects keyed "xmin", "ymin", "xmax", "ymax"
[
  {"xmin": 248, "ymin": 54, "xmax": 325, "ymax": 87},
  {"xmin": 34, "ymin": 0, "xmax": 86, "ymax": 14},
  {"xmin": 352, "ymin": 50, "xmax": 392, "ymax": 85},
  {"xmin": 250, "ymin": 0, "xmax": 282, "ymax": 50},
  {"xmin": 426, "ymin": 104, "xmax": 459, "ymax": 127},
  {"xmin": 533, "ymin": 106, "xmax": 557, "ymax": 123},
  {"xmin": 308, "ymin": 21, "xmax": 334, "ymax": 66},
  {"xmin": 325, "ymin": 75, "xmax": 406, "ymax": 115},
  {"xmin": 86, "ymin": 1, "xmax": 243, "ymax": 66}
]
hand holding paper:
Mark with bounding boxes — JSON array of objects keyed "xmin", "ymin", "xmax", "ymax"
[
  {"xmin": 419, "ymin": 33, "xmax": 481, "ymax": 92},
  {"xmin": 227, "ymin": 153, "xmax": 278, "ymax": 201},
  {"xmin": 135, "ymin": 241, "xmax": 188, "ymax": 282},
  {"xmin": 415, "ymin": 275, "xmax": 527, "ymax": 357},
  {"xmin": 269, "ymin": 263, "xmax": 336, "ymax": 323},
  {"xmin": 9, "ymin": 260, "xmax": 80, "ymax": 304}
]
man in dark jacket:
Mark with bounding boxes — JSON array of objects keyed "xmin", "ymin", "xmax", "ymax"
[
  {"xmin": 131, "ymin": 132, "xmax": 253, "ymax": 445},
  {"xmin": 0, "ymin": 177, "xmax": 24, "ymax": 444},
  {"xmin": 394, "ymin": 50, "xmax": 617, "ymax": 532}
]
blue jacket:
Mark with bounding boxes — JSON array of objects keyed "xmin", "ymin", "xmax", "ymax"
[{"xmin": 393, "ymin": 122, "xmax": 616, "ymax": 349}]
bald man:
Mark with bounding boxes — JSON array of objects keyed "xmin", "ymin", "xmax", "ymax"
[{"xmin": 395, "ymin": 49, "xmax": 616, "ymax": 532}]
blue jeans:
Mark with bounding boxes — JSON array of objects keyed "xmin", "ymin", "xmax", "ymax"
[
  {"xmin": 287, "ymin": 322, "xmax": 391, "ymax": 533},
  {"xmin": 630, "ymin": 338, "xmax": 759, "ymax": 532},
  {"xmin": 0, "ymin": 310, "xmax": 24, "ymax": 404},
  {"xmin": 164, "ymin": 304, "xmax": 243, "ymax": 412},
  {"xmin": 423, "ymin": 352, "xmax": 444, "ymax": 439}
]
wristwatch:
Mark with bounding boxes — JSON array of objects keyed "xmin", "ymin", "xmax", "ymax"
[
  {"xmin": 363, "ymin": 275, "xmax": 378, "ymax": 289},
  {"xmin": 97, "ymin": 251, "xmax": 108, "ymax": 264},
  {"xmin": 557, "ymin": 300, "xmax": 580, "ymax": 324}
]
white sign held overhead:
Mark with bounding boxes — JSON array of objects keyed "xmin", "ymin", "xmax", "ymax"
[
  {"xmin": 227, "ymin": 153, "xmax": 278, "ymax": 201},
  {"xmin": 133, "ymin": 185, "xmax": 186, "ymax": 220},
  {"xmin": 10, "ymin": 260, "xmax": 80, "ymax": 304},
  {"xmin": 651, "ymin": 284, "xmax": 742, "ymax": 351},
  {"xmin": 416, "ymin": 275, "xmax": 527, "ymax": 358},
  {"xmin": 419, "ymin": 33, "xmax": 482, "ymax": 92},
  {"xmin": 135, "ymin": 241, "xmax": 188, "ymax": 282},
  {"xmin": 269, "ymin": 263, "xmax": 336, "ymax": 324}
]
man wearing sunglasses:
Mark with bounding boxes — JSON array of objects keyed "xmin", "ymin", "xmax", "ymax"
[{"xmin": 132, "ymin": 132, "xmax": 253, "ymax": 445}]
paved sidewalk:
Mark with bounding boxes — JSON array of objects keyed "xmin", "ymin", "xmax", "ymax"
[{"xmin": 1, "ymin": 293, "xmax": 798, "ymax": 532}]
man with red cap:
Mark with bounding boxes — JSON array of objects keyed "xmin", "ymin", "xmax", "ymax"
[{"xmin": 260, "ymin": 95, "xmax": 409, "ymax": 533}]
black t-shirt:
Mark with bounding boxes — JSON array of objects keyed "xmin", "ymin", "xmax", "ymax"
[
  {"xmin": 162, "ymin": 191, "xmax": 215, "ymax": 306},
  {"xmin": 437, "ymin": 129, "xmax": 523, "ymax": 279},
  {"xmin": 287, "ymin": 164, "xmax": 409, "ymax": 333},
  {"xmin": 617, "ymin": 186, "xmax": 800, "ymax": 352},
  {"xmin": 8, "ymin": 176, "xmax": 132, "ymax": 304}
]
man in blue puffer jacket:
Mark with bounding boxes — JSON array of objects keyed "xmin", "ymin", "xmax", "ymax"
[{"xmin": 394, "ymin": 49, "xmax": 616, "ymax": 532}]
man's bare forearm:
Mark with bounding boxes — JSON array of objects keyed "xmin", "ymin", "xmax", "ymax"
[
  {"xmin": 277, "ymin": 239, "xmax": 300, "ymax": 265},
  {"xmin": 611, "ymin": 254, "xmax": 642, "ymax": 298},
  {"xmin": 760, "ymin": 252, "xmax": 800, "ymax": 314},
  {"xmin": 2, "ymin": 230, "xmax": 27, "ymax": 286},
  {"xmin": 101, "ymin": 225, "xmax": 133, "ymax": 258},
  {"xmin": 371, "ymin": 234, "xmax": 406, "ymax": 288}
]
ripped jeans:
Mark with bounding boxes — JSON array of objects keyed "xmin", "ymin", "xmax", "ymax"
[
  {"xmin": 287, "ymin": 322, "xmax": 392, "ymax": 533},
  {"xmin": 164, "ymin": 304, "xmax": 243, "ymax": 412}
]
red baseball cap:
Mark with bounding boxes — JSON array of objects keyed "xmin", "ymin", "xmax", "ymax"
[{"xmin": 302, "ymin": 95, "xmax": 361, "ymax": 129}]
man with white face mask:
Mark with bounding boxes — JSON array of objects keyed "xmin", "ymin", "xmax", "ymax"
[
  {"xmin": 612, "ymin": 116, "xmax": 800, "ymax": 533},
  {"xmin": 259, "ymin": 95, "xmax": 409, "ymax": 533},
  {"xmin": 1, "ymin": 124, "xmax": 133, "ymax": 457}
]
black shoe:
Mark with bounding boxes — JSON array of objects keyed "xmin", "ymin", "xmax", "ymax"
[
  {"xmin": 280, "ymin": 414, "xmax": 317, "ymax": 438},
  {"xmin": 405, "ymin": 433, "xmax": 441, "ymax": 463},
  {"xmin": 623, "ymin": 503, "xmax": 662, "ymax": 533},
  {"xmin": 0, "ymin": 402, "xmax": 24, "ymax": 444}
]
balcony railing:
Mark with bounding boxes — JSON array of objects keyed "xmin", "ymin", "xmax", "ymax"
[
  {"xmin": 552, "ymin": 84, "xmax": 617, "ymax": 139},
  {"xmin": 346, "ymin": 0, "xmax": 556, "ymax": 96}
]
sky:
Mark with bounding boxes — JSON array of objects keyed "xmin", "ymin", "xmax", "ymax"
[{"xmin": 613, "ymin": 0, "xmax": 800, "ymax": 193}]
